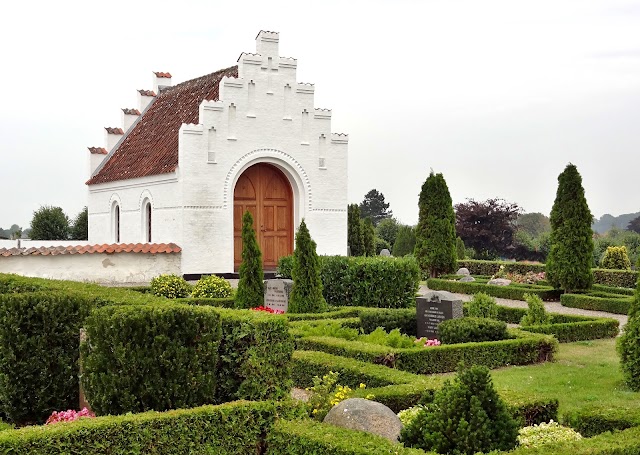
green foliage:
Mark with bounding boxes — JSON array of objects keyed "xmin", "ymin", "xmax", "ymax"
[
  {"xmin": 0, "ymin": 292, "xmax": 92, "ymax": 425},
  {"xmin": 600, "ymin": 245, "xmax": 632, "ymax": 270},
  {"xmin": 427, "ymin": 278, "xmax": 561, "ymax": 301},
  {"xmin": 455, "ymin": 237, "xmax": 466, "ymax": 260},
  {"xmin": 361, "ymin": 218, "xmax": 375, "ymax": 257},
  {"xmin": 592, "ymin": 268, "xmax": 639, "ymax": 288},
  {"xmin": 517, "ymin": 212, "xmax": 551, "ymax": 238},
  {"xmin": 517, "ymin": 421, "xmax": 582, "ymax": 448},
  {"xmin": 375, "ymin": 217, "xmax": 400, "ymax": 247},
  {"xmin": 617, "ymin": 280, "xmax": 640, "ymax": 391},
  {"xmin": 405, "ymin": 364, "xmax": 518, "ymax": 454},
  {"xmin": 374, "ymin": 236, "xmax": 390, "ymax": 254},
  {"xmin": 358, "ymin": 189, "xmax": 393, "ymax": 226},
  {"xmin": 456, "ymin": 259, "xmax": 546, "ymax": 276},
  {"xmin": 360, "ymin": 327, "xmax": 416, "ymax": 348},
  {"xmin": 277, "ymin": 254, "xmax": 294, "ymax": 278},
  {"xmin": 546, "ymin": 164, "xmax": 594, "ymax": 292},
  {"xmin": 415, "ymin": 171, "xmax": 457, "ymax": 278},
  {"xmin": 347, "ymin": 204, "xmax": 365, "ymax": 256},
  {"xmin": 235, "ymin": 210, "xmax": 264, "ymax": 309},
  {"xmin": 290, "ymin": 219, "xmax": 327, "ymax": 313},
  {"xmin": 560, "ymin": 293, "xmax": 632, "ymax": 315},
  {"xmin": 466, "ymin": 292, "xmax": 498, "ymax": 319},
  {"xmin": 359, "ymin": 308, "xmax": 417, "ymax": 336},
  {"xmin": 392, "ymin": 225, "xmax": 416, "ymax": 257},
  {"xmin": 438, "ymin": 317, "xmax": 509, "ymax": 345},
  {"xmin": 520, "ymin": 293, "xmax": 551, "ymax": 326},
  {"xmin": 69, "ymin": 206, "xmax": 88, "ymax": 240},
  {"xmin": 191, "ymin": 275, "xmax": 233, "ymax": 298},
  {"xmin": 291, "ymin": 320, "xmax": 360, "ymax": 340},
  {"xmin": 81, "ymin": 304, "xmax": 221, "ymax": 415},
  {"xmin": 305, "ymin": 371, "xmax": 367, "ymax": 421},
  {"xmin": 150, "ymin": 273, "xmax": 191, "ymax": 298},
  {"xmin": 29, "ymin": 205, "xmax": 70, "ymax": 240}
]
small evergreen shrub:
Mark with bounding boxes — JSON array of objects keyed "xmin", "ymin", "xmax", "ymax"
[
  {"xmin": 277, "ymin": 255, "xmax": 294, "ymax": 278},
  {"xmin": 359, "ymin": 327, "xmax": 416, "ymax": 348},
  {"xmin": 362, "ymin": 218, "xmax": 376, "ymax": 257},
  {"xmin": 235, "ymin": 211, "xmax": 264, "ymax": 309},
  {"xmin": 289, "ymin": 219, "xmax": 327, "ymax": 313},
  {"xmin": 150, "ymin": 274, "xmax": 191, "ymax": 299},
  {"xmin": 592, "ymin": 268, "xmax": 639, "ymax": 288},
  {"xmin": 191, "ymin": 275, "xmax": 233, "ymax": 299},
  {"xmin": 438, "ymin": 317, "xmax": 508, "ymax": 344},
  {"xmin": 466, "ymin": 292, "xmax": 498, "ymax": 319},
  {"xmin": 348, "ymin": 204, "xmax": 365, "ymax": 256},
  {"xmin": 617, "ymin": 280, "xmax": 640, "ymax": 391},
  {"xmin": 401, "ymin": 364, "xmax": 518, "ymax": 454},
  {"xmin": 600, "ymin": 245, "xmax": 632, "ymax": 270},
  {"xmin": 456, "ymin": 236, "xmax": 466, "ymax": 260},
  {"xmin": 517, "ymin": 421, "xmax": 582, "ymax": 448},
  {"xmin": 520, "ymin": 293, "xmax": 551, "ymax": 326}
]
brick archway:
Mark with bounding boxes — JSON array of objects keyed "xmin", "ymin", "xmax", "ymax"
[{"xmin": 233, "ymin": 163, "xmax": 293, "ymax": 270}]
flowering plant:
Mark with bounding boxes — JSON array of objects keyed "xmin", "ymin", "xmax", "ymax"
[
  {"xmin": 251, "ymin": 306, "xmax": 285, "ymax": 314},
  {"xmin": 45, "ymin": 407, "xmax": 95, "ymax": 425},
  {"xmin": 415, "ymin": 337, "xmax": 441, "ymax": 347},
  {"xmin": 505, "ymin": 271, "xmax": 546, "ymax": 284},
  {"xmin": 306, "ymin": 371, "xmax": 373, "ymax": 420}
]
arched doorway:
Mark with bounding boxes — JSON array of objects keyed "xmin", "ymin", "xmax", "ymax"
[{"xmin": 234, "ymin": 163, "xmax": 294, "ymax": 270}]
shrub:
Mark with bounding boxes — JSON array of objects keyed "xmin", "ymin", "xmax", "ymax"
[
  {"xmin": 306, "ymin": 371, "xmax": 371, "ymax": 421},
  {"xmin": 348, "ymin": 204, "xmax": 365, "ymax": 257},
  {"xmin": 393, "ymin": 225, "xmax": 416, "ymax": 257},
  {"xmin": 46, "ymin": 407, "xmax": 95, "ymax": 425},
  {"xmin": 456, "ymin": 237, "xmax": 466, "ymax": 260},
  {"xmin": 289, "ymin": 219, "xmax": 327, "ymax": 313},
  {"xmin": 520, "ymin": 293, "xmax": 551, "ymax": 326},
  {"xmin": 438, "ymin": 317, "xmax": 508, "ymax": 344},
  {"xmin": 360, "ymin": 327, "xmax": 416, "ymax": 348},
  {"xmin": 600, "ymin": 245, "xmax": 632, "ymax": 270},
  {"xmin": 560, "ymin": 293, "xmax": 632, "ymax": 314},
  {"xmin": 150, "ymin": 274, "xmax": 191, "ymax": 299},
  {"xmin": 466, "ymin": 292, "xmax": 498, "ymax": 319},
  {"xmin": 592, "ymin": 268, "xmax": 639, "ymax": 288},
  {"xmin": 191, "ymin": 275, "xmax": 233, "ymax": 298},
  {"xmin": 277, "ymin": 255, "xmax": 294, "ymax": 279},
  {"xmin": 404, "ymin": 364, "xmax": 518, "ymax": 454},
  {"xmin": 374, "ymin": 236, "xmax": 391, "ymax": 254},
  {"xmin": 427, "ymin": 277, "xmax": 561, "ymax": 301},
  {"xmin": 517, "ymin": 421, "xmax": 582, "ymax": 448},
  {"xmin": 362, "ymin": 218, "xmax": 375, "ymax": 257},
  {"xmin": 617, "ymin": 280, "xmax": 640, "ymax": 391},
  {"xmin": 235, "ymin": 210, "xmax": 264, "ymax": 309},
  {"xmin": 456, "ymin": 260, "xmax": 545, "ymax": 276}
]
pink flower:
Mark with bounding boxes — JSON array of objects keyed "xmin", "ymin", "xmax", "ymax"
[{"xmin": 46, "ymin": 407, "xmax": 95, "ymax": 425}]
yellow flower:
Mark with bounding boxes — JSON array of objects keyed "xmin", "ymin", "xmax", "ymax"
[{"xmin": 359, "ymin": 383, "xmax": 366, "ymax": 389}]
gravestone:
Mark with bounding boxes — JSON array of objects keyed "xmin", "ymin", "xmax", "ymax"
[
  {"xmin": 263, "ymin": 279, "xmax": 293, "ymax": 313},
  {"xmin": 416, "ymin": 291, "xmax": 463, "ymax": 339}
]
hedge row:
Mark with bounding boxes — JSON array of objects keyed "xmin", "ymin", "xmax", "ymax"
[
  {"xmin": 592, "ymin": 268, "xmax": 639, "ymax": 289},
  {"xmin": 560, "ymin": 293, "xmax": 632, "ymax": 315},
  {"xmin": 0, "ymin": 400, "xmax": 305, "ymax": 454},
  {"xmin": 278, "ymin": 256, "xmax": 420, "ymax": 308},
  {"xmin": 456, "ymin": 260, "xmax": 545, "ymax": 275},
  {"xmin": 426, "ymin": 278, "xmax": 561, "ymax": 301},
  {"xmin": 295, "ymin": 329, "xmax": 557, "ymax": 375},
  {"xmin": 563, "ymin": 408, "xmax": 640, "ymax": 437}
]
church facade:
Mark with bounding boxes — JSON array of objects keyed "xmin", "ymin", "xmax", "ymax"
[{"xmin": 86, "ymin": 31, "xmax": 348, "ymax": 275}]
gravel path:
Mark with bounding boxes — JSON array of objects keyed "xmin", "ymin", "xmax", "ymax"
[{"xmin": 418, "ymin": 284, "xmax": 629, "ymax": 329}]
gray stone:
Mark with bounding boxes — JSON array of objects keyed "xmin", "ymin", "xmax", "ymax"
[
  {"xmin": 456, "ymin": 267, "xmax": 471, "ymax": 276},
  {"xmin": 416, "ymin": 292, "xmax": 463, "ymax": 339},
  {"xmin": 487, "ymin": 278, "xmax": 511, "ymax": 286},
  {"xmin": 459, "ymin": 275, "xmax": 475, "ymax": 282},
  {"xmin": 323, "ymin": 398, "xmax": 402, "ymax": 442},
  {"xmin": 263, "ymin": 279, "xmax": 293, "ymax": 313},
  {"xmin": 379, "ymin": 248, "xmax": 391, "ymax": 257}
]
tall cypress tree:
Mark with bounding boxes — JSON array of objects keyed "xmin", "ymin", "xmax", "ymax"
[
  {"xmin": 546, "ymin": 163, "xmax": 594, "ymax": 292},
  {"xmin": 362, "ymin": 218, "xmax": 375, "ymax": 257},
  {"xmin": 289, "ymin": 219, "xmax": 327, "ymax": 313},
  {"xmin": 414, "ymin": 171, "xmax": 457, "ymax": 277},
  {"xmin": 347, "ymin": 204, "xmax": 364, "ymax": 256},
  {"xmin": 235, "ymin": 211, "xmax": 264, "ymax": 309}
]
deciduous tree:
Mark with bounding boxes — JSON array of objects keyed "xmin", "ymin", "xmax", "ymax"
[
  {"xmin": 29, "ymin": 206, "xmax": 70, "ymax": 240},
  {"xmin": 628, "ymin": 215, "xmax": 640, "ymax": 234},
  {"xmin": 70, "ymin": 207, "xmax": 88, "ymax": 241}
]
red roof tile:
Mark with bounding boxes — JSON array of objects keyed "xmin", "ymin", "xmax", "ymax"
[
  {"xmin": 137, "ymin": 89, "xmax": 157, "ymax": 97},
  {"xmin": 88, "ymin": 147, "xmax": 108, "ymax": 155},
  {"xmin": 0, "ymin": 243, "xmax": 181, "ymax": 257},
  {"xmin": 88, "ymin": 66, "xmax": 238, "ymax": 185},
  {"xmin": 154, "ymin": 71, "xmax": 172, "ymax": 78},
  {"xmin": 105, "ymin": 127, "xmax": 124, "ymax": 135},
  {"xmin": 122, "ymin": 108, "xmax": 141, "ymax": 115}
]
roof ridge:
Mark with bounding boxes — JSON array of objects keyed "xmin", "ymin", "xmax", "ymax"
[{"xmin": 160, "ymin": 65, "xmax": 238, "ymax": 95}]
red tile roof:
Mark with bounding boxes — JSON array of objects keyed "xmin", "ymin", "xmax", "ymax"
[
  {"xmin": 105, "ymin": 127, "xmax": 124, "ymax": 135},
  {"xmin": 137, "ymin": 89, "xmax": 157, "ymax": 97},
  {"xmin": 88, "ymin": 147, "xmax": 108, "ymax": 155},
  {"xmin": 122, "ymin": 108, "xmax": 141, "ymax": 115},
  {"xmin": 88, "ymin": 66, "xmax": 238, "ymax": 185},
  {"xmin": 154, "ymin": 71, "xmax": 172, "ymax": 78},
  {"xmin": 0, "ymin": 243, "xmax": 181, "ymax": 257}
]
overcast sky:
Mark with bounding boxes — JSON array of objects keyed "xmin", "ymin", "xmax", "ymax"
[{"xmin": 1, "ymin": 0, "xmax": 639, "ymax": 230}]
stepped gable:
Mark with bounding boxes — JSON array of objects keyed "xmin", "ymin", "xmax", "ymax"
[{"xmin": 87, "ymin": 65, "xmax": 238, "ymax": 185}]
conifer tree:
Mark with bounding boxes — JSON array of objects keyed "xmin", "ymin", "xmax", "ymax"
[
  {"xmin": 362, "ymin": 218, "xmax": 375, "ymax": 257},
  {"xmin": 289, "ymin": 219, "xmax": 327, "ymax": 313},
  {"xmin": 456, "ymin": 236, "xmax": 466, "ymax": 260},
  {"xmin": 546, "ymin": 164, "xmax": 594, "ymax": 292},
  {"xmin": 414, "ymin": 171, "xmax": 457, "ymax": 277},
  {"xmin": 392, "ymin": 225, "xmax": 416, "ymax": 257},
  {"xmin": 347, "ymin": 204, "xmax": 365, "ymax": 256},
  {"xmin": 235, "ymin": 211, "xmax": 264, "ymax": 309},
  {"xmin": 617, "ymin": 277, "xmax": 640, "ymax": 391}
]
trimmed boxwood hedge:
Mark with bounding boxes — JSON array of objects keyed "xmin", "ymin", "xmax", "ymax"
[
  {"xmin": 0, "ymin": 400, "xmax": 305, "ymax": 454},
  {"xmin": 456, "ymin": 260, "xmax": 545, "ymax": 275},
  {"xmin": 520, "ymin": 316, "xmax": 619, "ymax": 342},
  {"xmin": 426, "ymin": 278, "xmax": 561, "ymax": 301},
  {"xmin": 560, "ymin": 293, "xmax": 632, "ymax": 315},
  {"xmin": 592, "ymin": 268, "xmax": 639, "ymax": 289}
]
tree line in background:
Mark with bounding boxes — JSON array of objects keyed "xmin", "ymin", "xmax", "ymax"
[{"xmin": 1, "ymin": 206, "xmax": 88, "ymax": 241}]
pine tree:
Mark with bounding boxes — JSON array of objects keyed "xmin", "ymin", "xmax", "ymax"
[
  {"xmin": 546, "ymin": 164, "xmax": 594, "ymax": 292},
  {"xmin": 414, "ymin": 171, "xmax": 457, "ymax": 278},
  {"xmin": 235, "ymin": 211, "xmax": 264, "ymax": 309},
  {"xmin": 347, "ymin": 204, "xmax": 365, "ymax": 256},
  {"xmin": 289, "ymin": 219, "xmax": 327, "ymax": 313},
  {"xmin": 362, "ymin": 218, "xmax": 375, "ymax": 257}
]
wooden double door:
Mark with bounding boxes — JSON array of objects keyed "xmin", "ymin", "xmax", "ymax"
[{"xmin": 234, "ymin": 163, "xmax": 293, "ymax": 270}]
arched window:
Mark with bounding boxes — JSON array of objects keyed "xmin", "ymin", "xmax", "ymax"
[
  {"xmin": 144, "ymin": 201, "xmax": 152, "ymax": 242},
  {"xmin": 112, "ymin": 203, "xmax": 121, "ymax": 243}
]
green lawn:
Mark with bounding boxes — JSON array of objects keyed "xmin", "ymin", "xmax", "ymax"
[{"xmin": 489, "ymin": 338, "xmax": 639, "ymax": 419}]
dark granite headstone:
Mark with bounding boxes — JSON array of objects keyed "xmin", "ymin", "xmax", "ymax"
[
  {"xmin": 416, "ymin": 291, "xmax": 463, "ymax": 339},
  {"xmin": 263, "ymin": 279, "xmax": 293, "ymax": 313}
]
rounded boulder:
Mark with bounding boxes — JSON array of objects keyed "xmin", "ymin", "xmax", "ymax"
[{"xmin": 323, "ymin": 398, "xmax": 402, "ymax": 442}]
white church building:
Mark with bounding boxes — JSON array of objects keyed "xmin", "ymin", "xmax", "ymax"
[{"xmin": 85, "ymin": 31, "xmax": 348, "ymax": 277}]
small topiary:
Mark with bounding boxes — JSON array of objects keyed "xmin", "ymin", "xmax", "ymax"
[
  {"xmin": 191, "ymin": 275, "xmax": 233, "ymax": 299},
  {"xmin": 456, "ymin": 236, "xmax": 466, "ymax": 260},
  {"xmin": 402, "ymin": 363, "xmax": 518, "ymax": 454},
  {"xmin": 438, "ymin": 317, "xmax": 508, "ymax": 344},
  {"xmin": 150, "ymin": 274, "xmax": 191, "ymax": 299},
  {"xmin": 520, "ymin": 293, "xmax": 551, "ymax": 326},
  {"xmin": 517, "ymin": 421, "xmax": 582, "ymax": 448},
  {"xmin": 235, "ymin": 211, "xmax": 264, "ymax": 309},
  {"xmin": 600, "ymin": 245, "xmax": 632, "ymax": 270},
  {"xmin": 617, "ymin": 278, "xmax": 640, "ymax": 390},
  {"xmin": 289, "ymin": 219, "xmax": 327, "ymax": 313},
  {"xmin": 466, "ymin": 292, "xmax": 498, "ymax": 319}
]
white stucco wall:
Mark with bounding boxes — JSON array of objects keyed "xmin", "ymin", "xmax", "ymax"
[{"xmin": 0, "ymin": 253, "xmax": 181, "ymax": 284}]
